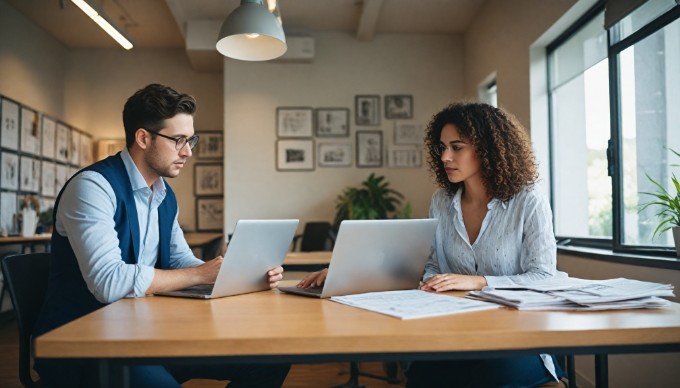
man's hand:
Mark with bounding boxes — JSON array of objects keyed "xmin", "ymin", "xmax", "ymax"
[
  {"xmin": 419, "ymin": 273, "xmax": 487, "ymax": 292},
  {"xmin": 296, "ymin": 269, "xmax": 328, "ymax": 288},
  {"xmin": 267, "ymin": 266, "xmax": 284, "ymax": 289}
]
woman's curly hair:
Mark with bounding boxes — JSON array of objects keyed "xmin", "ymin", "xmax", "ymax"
[{"xmin": 425, "ymin": 102, "xmax": 538, "ymax": 201}]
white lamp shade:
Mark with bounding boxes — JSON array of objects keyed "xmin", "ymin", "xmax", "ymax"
[{"xmin": 216, "ymin": 1, "xmax": 287, "ymax": 61}]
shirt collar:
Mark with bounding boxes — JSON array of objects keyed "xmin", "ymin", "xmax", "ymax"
[
  {"xmin": 120, "ymin": 147, "xmax": 167, "ymax": 197},
  {"xmin": 449, "ymin": 187, "xmax": 506, "ymax": 212}
]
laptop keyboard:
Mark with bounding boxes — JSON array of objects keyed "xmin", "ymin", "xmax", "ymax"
[{"xmin": 182, "ymin": 284, "xmax": 214, "ymax": 295}]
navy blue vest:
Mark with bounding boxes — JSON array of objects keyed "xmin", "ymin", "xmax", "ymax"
[{"xmin": 34, "ymin": 153, "xmax": 176, "ymax": 337}]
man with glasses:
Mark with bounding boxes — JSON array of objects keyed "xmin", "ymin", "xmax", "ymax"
[{"xmin": 34, "ymin": 84, "xmax": 289, "ymax": 387}]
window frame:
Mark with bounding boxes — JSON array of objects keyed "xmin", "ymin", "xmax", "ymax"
[{"xmin": 546, "ymin": 1, "xmax": 680, "ymax": 259}]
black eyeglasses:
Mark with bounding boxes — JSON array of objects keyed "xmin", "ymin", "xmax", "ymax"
[{"xmin": 144, "ymin": 128, "xmax": 199, "ymax": 151}]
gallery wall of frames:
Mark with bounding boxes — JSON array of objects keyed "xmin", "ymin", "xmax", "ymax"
[
  {"xmin": 275, "ymin": 94, "xmax": 424, "ymax": 172},
  {"xmin": 0, "ymin": 95, "xmax": 94, "ymax": 236}
]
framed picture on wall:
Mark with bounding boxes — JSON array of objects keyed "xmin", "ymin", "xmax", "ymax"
[
  {"xmin": 384, "ymin": 95, "xmax": 413, "ymax": 119},
  {"xmin": 196, "ymin": 131, "xmax": 224, "ymax": 159},
  {"xmin": 69, "ymin": 129, "xmax": 81, "ymax": 166},
  {"xmin": 276, "ymin": 139, "xmax": 314, "ymax": 171},
  {"xmin": 20, "ymin": 156, "xmax": 41, "ymax": 193},
  {"xmin": 95, "ymin": 139, "xmax": 126, "ymax": 161},
  {"xmin": 20, "ymin": 106, "xmax": 41, "ymax": 156},
  {"xmin": 318, "ymin": 142, "xmax": 352, "ymax": 167},
  {"xmin": 394, "ymin": 122, "xmax": 424, "ymax": 144},
  {"xmin": 41, "ymin": 161, "xmax": 56, "ymax": 197},
  {"xmin": 194, "ymin": 164, "xmax": 224, "ymax": 196},
  {"xmin": 80, "ymin": 133, "xmax": 93, "ymax": 166},
  {"xmin": 387, "ymin": 145, "xmax": 422, "ymax": 168},
  {"xmin": 315, "ymin": 108, "xmax": 350, "ymax": 137},
  {"xmin": 1, "ymin": 97, "xmax": 20, "ymax": 151},
  {"xmin": 0, "ymin": 151, "xmax": 19, "ymax": 190},
  {"xmin": 196, "ymin": 197, "xmax": 224, "ymax": 232},
  {"xmin": 277, "ymin": 107, "xmax": 313, "ymax": 138},
  {"xmin": 42, "ymin": 116, "xmax": 56, "ymax": 159},
  {"xmin": 0, "ymin": 191, "xmax": 18, "ymax": 235},
  {"xmin": 55, "ymin": 122, "xmax": 69, "ymax": 163},
  {"xmin": 356, "ymin": 131, "xmax": 383, "ymax": 168},
  {"xmin": 355, "ymin": 95, "xmax": 380, "ymax": 126}
]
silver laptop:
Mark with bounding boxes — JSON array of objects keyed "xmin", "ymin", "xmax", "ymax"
[
  {"xmin": 156, "ymin": 219, "xmax": 299, "ymax": 299},
  {"xmin": 280, "ymin": 218, "xmax": 438, "ymax": 298}
]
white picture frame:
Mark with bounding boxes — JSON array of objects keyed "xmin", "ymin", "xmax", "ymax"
[
  {"xmin": 42, "ymin": 116, "xmax": 56, "ymax": 159},
  {"xmin": 318, "ymin": 142, "xmax": 352, "ymax": 167},
  {"xmin": 394, "ymin": 122, "xmax": 424, "ymax": 145},
  {"xmin": 0, "ymin": 191, "xmax": 18, "ymax": 235},
  {"xmin": 1, "ymin": 97, "xmax": 20, "ymax": 151},
  {"xmin": 277, "ymin": 107, "xmax": 313, "ymax": 138},
  {"xmin": 80, "ymin": 133, "xmax": 93, "ymax": 166},
  {"xmin": 20, "ymin": 107, "xmax": 41, "ymax": 156},
  {"xmin": 20, "ymin": 156, "xmax": 41, "ymax": 193},
  {"xmin": 55, "ymin": 122, "xmax": 69, "ymax": 163},
  {"xmin": 1, "ymin": 151, "xmax": 19, "ymax": 190},
  {"xmin": 387, "ymin": 145, "xmax": 422, "ymax": 168},
  {"xmin": 69, "ymin": 129, "xmax": 81, "ymax": 166},
  {"xmin": 41, "ymin": 161, "xmax": 56, "ymax": 197},
  {"xmin": 276, "ymin": 139, "xmax": 314, "ymax": 171},
  {"xmin": 55, "ymin": 163, "xmax": 69, "ymax": 193}
]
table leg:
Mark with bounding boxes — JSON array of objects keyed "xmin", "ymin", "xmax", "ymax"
[
  {"xmin": 99, "ymin": 359, "xmax": 130, "ymax": 388},
  {"xmin": 594, "ymin": 354, "xmax": 608, "ymax": 388}
]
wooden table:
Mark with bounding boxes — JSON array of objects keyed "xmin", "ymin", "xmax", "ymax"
[
  {"xmin": 34, "ymin": 283, "xmax": 680, "ymax": 387},
  {"xmin": 183, "ymin": 232, "xmax": 224, "ymax": 260},
  {"xmin": 0, "ymin": 233, "xmax": 51, "ymax": 253},
  {"xmin": 283, "ymin": 251, "xmax": 331, "ymax": 271}
]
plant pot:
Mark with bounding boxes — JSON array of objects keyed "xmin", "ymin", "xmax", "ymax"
[{"xmin": 673, "ymin": 226, "xmax": 680, "ymax": 257}]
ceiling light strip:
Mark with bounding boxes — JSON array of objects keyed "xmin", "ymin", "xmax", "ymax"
[{"xmin": 71, "ymin": 0, "xmax": 133, "ymax": 50}]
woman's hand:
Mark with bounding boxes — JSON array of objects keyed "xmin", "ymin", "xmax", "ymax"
[
  {"xmin": 296, "ymin": 269, "xmax": 328, "ymax": 288},
  {"xmin": 419, "ymin": 273, "xmax": 487, "ymax": 292},
  {"xmin": 267, "ymin": 266, "xmax": 284, "ymax": 289}
]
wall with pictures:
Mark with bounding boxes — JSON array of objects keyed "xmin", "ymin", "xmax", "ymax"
[
  {"xmin": 223, "ymin": 32, "xmax": 463, "ymax": 233},
  {"xmin": 1, "ymin": 94, "xmax": 94, "ymax": 236},
  {"xmin": 0, "ymin": 1, "xmax": 224, "ymax": 232}
]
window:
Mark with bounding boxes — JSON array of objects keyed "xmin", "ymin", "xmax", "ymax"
[
  {"xmin": 547, "ymin": 2, "xmax": 680, "ymax": 255},
  {"xmin": 478, "ymin": 74, "xmax": 498, "ymax": 107}
]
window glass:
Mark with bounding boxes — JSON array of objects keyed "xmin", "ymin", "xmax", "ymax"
[
  {"xmin": 549, "ymin": 12, "xmax": 612, "ymax": 238},
  {"xmin": 611, "ymin": 0, "xmax": 677, "ymax": 44},
  {"xmin": 620, "ymin": 18, "xmax": 680, "ymax": 247}
]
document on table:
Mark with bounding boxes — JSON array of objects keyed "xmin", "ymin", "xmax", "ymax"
[{"xmin": 330, "ymin": 289, "xmax": 499, "ymax": 320}]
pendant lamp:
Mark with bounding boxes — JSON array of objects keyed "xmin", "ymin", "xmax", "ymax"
[{"xmin": 216, "ymin": 0, "xmax": 287, "ymax": 61}]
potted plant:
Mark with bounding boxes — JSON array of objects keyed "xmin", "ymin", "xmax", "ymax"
[
  {"xmin": 639, "ymin": 149, "xmax": 680, "ymax": 256},
  {"xmin": 333, "ymin": 173, "xmax": 412, "ymax": 230},
  {"xmin": 38, "ymin": 207, "xmax": 55, "ymax": 234}
]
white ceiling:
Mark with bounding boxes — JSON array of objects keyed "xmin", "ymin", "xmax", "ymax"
[{"xmin": 5, "ymin": 0, "xmax": 487, "ymax": 49}]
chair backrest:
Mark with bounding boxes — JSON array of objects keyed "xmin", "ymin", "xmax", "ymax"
[
  {"xmin": 1, "ymin": 252, "xmax": 51, "ymax": 387},
  {"xmin": 299, "ymin": 222, "xmax": 333, "ymax": 251}
]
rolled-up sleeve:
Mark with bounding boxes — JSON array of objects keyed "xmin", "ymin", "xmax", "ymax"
[{"xmin": 56, "ymin": 172, "xmax": 154, "ymax": 303}]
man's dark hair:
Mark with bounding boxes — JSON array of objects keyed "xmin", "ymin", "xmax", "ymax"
[{"xmin": 122, "ymin": 84, "xmax": 197, "ymax": 148}]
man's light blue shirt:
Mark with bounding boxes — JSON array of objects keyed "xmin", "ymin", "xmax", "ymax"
[{"xmin": 55, "ymin": 148, "xmax": 203, "ymax": 303}]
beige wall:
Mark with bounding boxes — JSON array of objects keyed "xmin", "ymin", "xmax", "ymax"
[
  {"xmin": 463, "ymin": 0, "xmax": 576, "ymax": 130},
  {"xmin": 222, "ymin": 32, "xmax": 460, "ymax": 233},
  {"xmin": 0, "ymin": 1, "xmax": 223, "ymax": 231}
]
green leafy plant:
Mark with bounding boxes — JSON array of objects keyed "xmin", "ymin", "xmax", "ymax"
[
  {"xmin": 639, "ymin": 148, "xmax": 680, "ymax": 238},
  {"xmin": 334, "ymin": 173, "xmax": 411, "ymax": 229}
]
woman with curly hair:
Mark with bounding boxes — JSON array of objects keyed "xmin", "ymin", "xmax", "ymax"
[{"xmin": 407, "ymin": 102, "xmax": 566, "ymax": 387}]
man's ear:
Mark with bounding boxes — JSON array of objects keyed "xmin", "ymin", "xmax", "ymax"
[{"xmin": 135, "ymin": 128, "xmax": 150, "ymax": 150}]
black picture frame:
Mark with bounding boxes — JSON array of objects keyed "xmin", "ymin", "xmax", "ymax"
[
  {"xmin": 196, "ymin": 197, "xmax": 224, "ymax": 232},
  {"xmin": 194, "ymin": 164, "xmax": 224, "ymax": 196},
  {"xmin": 315, "ymin": 108, "xmax": 350, "ymax": 137},
  {"xmin": 355, "ymin": 95, "xmax": 380, "ymax": 126},
  {"xmin": 196, "ymin": 131, "xmax": 224, "ymax": 159},
  {"xmin": 356, "ymin": 131, "xmax": 383, "ymax": 168},
  {"xmin": 384, "ymin": 95, "xmax": 413, "ymax": 119}
]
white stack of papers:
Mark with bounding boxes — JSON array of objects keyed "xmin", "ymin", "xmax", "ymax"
[
  {"xmin": 331, "ymin": 289, "xmax": 499, "ymax": 319},
  {"xmin": 467, "ymin": 277, "xmax": 675, "ymax": 311}
]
